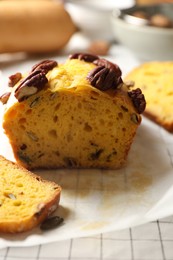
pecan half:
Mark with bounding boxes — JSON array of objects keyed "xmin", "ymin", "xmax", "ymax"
[
  {"xmin": 128, "ymin": 88, "xmax": 146, "ymax": 114},
  {"xmin": 87, "ymin": 59, "xmax": 122, "ymax": 91},
  {"xmin": 0, "ymin": 92, "xmax": 11, "ymax": 104},
  {"xmin": 69, "ymin": 53, "xmax": 99, "ymax": 62},
  {"xmin": 31, "ymin": 60, "xmax": 58, "ymax": 74},
  {"xmin": 94, "ymin": 59, "xmax": 122, "ymax": 79},
  {"xmin": 8, "ymin": 72, "xmax": 22, "ymax": 87},
  {"xmin": 14, "ymin": 70, "xmax": 48, "ymax": 102}
]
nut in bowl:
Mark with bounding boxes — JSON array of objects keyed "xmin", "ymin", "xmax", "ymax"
[{"xmin": 111, "ymin": 3, "xmax": 173, "ymax": 61}]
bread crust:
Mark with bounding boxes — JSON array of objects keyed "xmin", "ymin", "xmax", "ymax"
[
  {"xmin": 144, "ymin": 111, "xmax": 173, "ymax": 132},
  {"xmin": 125, "ymin": 62, "xmax": 173, "ymax": 133}
]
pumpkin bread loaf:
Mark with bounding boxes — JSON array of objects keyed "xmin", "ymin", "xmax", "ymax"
[
  {"xmin": 1, "ymin": 53, "xmax": 146, "ymax": 169},
  {"xmin": 125, "ymin": 62, "xmax": 173, "ymax": 132},
  {"xmin": 0, "ymin": 155, "xmax": 61, "ymax": 233}
]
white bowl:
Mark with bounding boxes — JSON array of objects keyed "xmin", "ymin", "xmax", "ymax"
[
  {"xmin": 65, "ymin": 0, "xmax": 133, "ymax": 40},
  {"xmin": 111, "ymin": 3, "xmax": 173, "ymax": 61}
]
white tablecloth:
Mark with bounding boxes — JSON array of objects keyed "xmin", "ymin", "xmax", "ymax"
[{"xmin": 1, "ymin": 216, "xmax": 173, "ymax": 260}]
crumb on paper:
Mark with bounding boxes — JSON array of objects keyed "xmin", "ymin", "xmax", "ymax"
[{"xmin": 81, "ymin": 221, "xmax": 109, "ymax": 231}]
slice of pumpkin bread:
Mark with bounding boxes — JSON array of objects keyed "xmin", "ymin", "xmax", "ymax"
[{"xmin": 0, "ymin": 155, "xmax": 61, "ymax": 233}]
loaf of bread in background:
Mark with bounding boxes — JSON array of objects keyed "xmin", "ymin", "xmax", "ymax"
[
  {"xmin": 125, "ymin": 62, "xmax": 173, "ymax": 132},
  {"xmin": 0, "ymin": 155, "xmax": 61, "ymax": 233},
  {"xmin": 0, "ymin": 0, "xmax": 76, "ymax": 53}
]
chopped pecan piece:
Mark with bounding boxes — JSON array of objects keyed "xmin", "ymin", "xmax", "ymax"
[
  {"xmin": 0, "ymin": 92, "xmax": 11, "ymax": 104},
  {"xmin": 31, "ymin": 60, "xmax": 58, "ymax": 74},
  {"xmin": 128, "ymin": 88, "xmax": 146, "ymax": 114},
  {"xmin": 87, "ymin": 59, "xmax": 122, "ymax": 91},
  {"xmin": 14, "ymin": 70, "xmax": 48, "ymax": 102},
  {"xmin": 69, "ymin": 52, "xmax": 99, "ymax": 62},
  {"xmin": 40, "ymin": 216, "xmax": 64, "ymax": 230},
  {"xmin": 8, "ymin": 72, "xmax": 22, "ymax": 87},
  {"xmin": 124, "ymin": 80, "xmax": 135, "ymax": 88}
]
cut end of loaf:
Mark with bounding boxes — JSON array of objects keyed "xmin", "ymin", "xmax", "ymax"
[
  {"xmin": 2, "ymin": 55, "xmax": 144, "ymax": 170},
  {"xmin": 0, "ymin": 155, "xmax": 61, "ymax": 233}
]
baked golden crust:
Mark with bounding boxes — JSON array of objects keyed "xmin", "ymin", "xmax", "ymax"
[
  {"xmin": 125, "ymin": 62, "xmax": 173, "ymax": 132},
  {"xmin": 1, "ymin": 54, "xmax": 145, "ymax": 169},
  {"xmin": 0, "ymin": 155, "xmax": 61, "ymax": 233}
]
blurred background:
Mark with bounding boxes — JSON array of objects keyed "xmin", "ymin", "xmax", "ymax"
[{"xmin": 0, "ymin": 0, "xmax": 173, "ymax": 62}]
